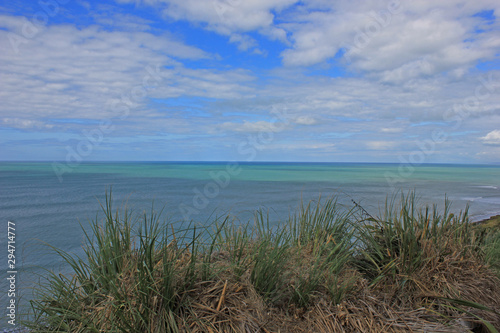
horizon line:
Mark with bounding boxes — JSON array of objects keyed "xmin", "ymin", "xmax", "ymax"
[{"xmin": 1, "ymin": 160, "xmax": 499, "ymax": 166}]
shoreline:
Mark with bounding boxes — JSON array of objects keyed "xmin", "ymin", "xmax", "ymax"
[{"xmin": 471, "ymin": 214, "xmax": 500, "ymax": 228}]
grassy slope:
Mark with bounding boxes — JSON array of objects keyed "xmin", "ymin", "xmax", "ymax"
[
  {"xmin": 475, "ymin": 215, "xmax": 500, "ymax": 229},
  {"xmin": 24, "ymin": 193, "xmax": 500, "ymax": 333},
  {"xmin": 474, "ymin": 215, "xmax": 500, "ymax": 278}
]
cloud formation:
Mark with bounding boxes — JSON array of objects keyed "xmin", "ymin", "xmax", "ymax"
[
  {"xmin": 0, "ymin": 0, "xmax": 499, "ymax": 163},
  {"xmin": 481, "ymin": 130, "xmax": 500, "ymax": 146}
]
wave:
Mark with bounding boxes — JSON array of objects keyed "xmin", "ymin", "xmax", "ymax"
[{"xmin": 470, "ymin": 185, "xmax": 499, "ymax": 190}]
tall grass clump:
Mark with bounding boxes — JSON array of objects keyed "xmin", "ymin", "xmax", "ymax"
[
  {"xmin": 354, "ymin": 192, "xmax": 500, "ymax": 330},
  {"xmin": 27, "ymin": 193, "xmax": 197, "ymax": 332},
  {"xmin": 356, "ymin": 192, "xmax": 476, "ymax": 283},
  {"xmin": 474, "ymin": 216, "xmax": 500, "ymax": 277},
  {"xmin": 484, "ymin": 231, "xmax": 500, "ymax": 276},
  {"xmin": 285, "ymin": 198, "xmax": 355, "ymax": 308},
  {"xmin": 249, "ymin": 210, "xmax": 291, "ymax": 304}
]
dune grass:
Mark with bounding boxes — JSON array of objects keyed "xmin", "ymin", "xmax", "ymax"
[
  {"xmin": 25, "ymin": 191, "xmax": 500, "ymax": 332},
  {"xmin": 473, "ymin": 215, "xmax": 500, "ymax": 277}
]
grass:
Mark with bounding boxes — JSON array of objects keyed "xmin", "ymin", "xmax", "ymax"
[
  {"xmin": 24, "ymin": 191, "xmax": 500, "ymax": 332},
  {"xmin": 355, "ymin": 193, "xmax": 476, "ymax": 282},
  {"xmin": 473, "ymin": 215, "xmax": 500, "ymax": 277}
]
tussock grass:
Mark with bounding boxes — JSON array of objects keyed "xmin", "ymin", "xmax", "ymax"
[
  {"xmin": 474, "ymin": 215, "xmax": 500, "ymax": 277},
  {"xmin": 484, "ymin": 231, "xmax": 500, "ymax": 276},
  {"xmin": 25, "ymin": 191, "xmax": 500, "ymax": 332}
]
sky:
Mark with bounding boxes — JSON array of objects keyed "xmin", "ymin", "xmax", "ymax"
[{"xmin": 0, "ymin": 0, "xmax": 500, "ymax": 163}]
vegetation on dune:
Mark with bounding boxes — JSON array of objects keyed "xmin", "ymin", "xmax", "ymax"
[
  {"xmin": 474, "ymin": 215, "xmax": 500, "ymax": 277},
  {"xmin": 25, "ymin": 191, "xmax": 500, "ymax": 332}
]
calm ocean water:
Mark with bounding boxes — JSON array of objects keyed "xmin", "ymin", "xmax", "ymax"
[{"xmin": 1, "ymin": 161, "xmax": 500, "ymax": 328}]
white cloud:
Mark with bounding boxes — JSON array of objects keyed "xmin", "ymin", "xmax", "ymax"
[
  {"xmin": 280, "ymin": 1, "xmax": 500, "ymax": 81},
  {"xmin": 112, "ymin": 0, "xmax": 297, "ymax": 54},
  {"xmin": 229, "ymin": 33, "xmax": 259, "ymax": 52},
  {"xmin": 380, "ymin": 127, "xmax": 404, "ymax": 133},
  {"xmin": 93, "ymin": 12, "xmax": 154, "ymax": 31},
  {"xmin": 260, "ymin": 142, "xmax": 335, "ymax": 151},
  {"xmin": 1, "ymin": 118, "xmax": 54, "ymax": 130},
  {"xmin": 294, "ymin": 116, "xmax": 317, "ymax": 125},
  {"xmin": 119, "ymin": 0, "xmax": 500, "ymax": 83},
  {"xmin": 1, "ymin": 2, "xmax": 500, "ymax": 162},
  {"xmin": 116, "ymin": 0, "xmax": 297, "ymax": 34},
  {"xmin": 0, "ymin": 15, "xmax": 255, "ymax": 133},
  {"xmin": 218, "ymin": 120, "xmax": 288, "ymax": 133},
  {"xmin": 481, "ymin": 130, "xmax": 500, "ymax": 146},
  {"xmin": 366, "ymin": 141, "xmax": 397, "ymax": 150}
]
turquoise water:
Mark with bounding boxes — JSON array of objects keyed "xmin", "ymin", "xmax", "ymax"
[
  {"xmin": 4, "ymin": 161, "xmax": 499, "ymax": 183},
  {"xmin": 1, "ymin": 162, "xmax": 500, "ymax": 328}
]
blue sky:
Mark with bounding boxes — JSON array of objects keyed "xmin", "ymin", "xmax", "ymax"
[{"xmin": 1, "ymin": 0, "xmax": 500, "ymax": 163}]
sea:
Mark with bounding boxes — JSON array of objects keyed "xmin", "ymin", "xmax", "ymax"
[{"xmin": 1, "ymin": 161, "xmax": 500, "ymax": 329}]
